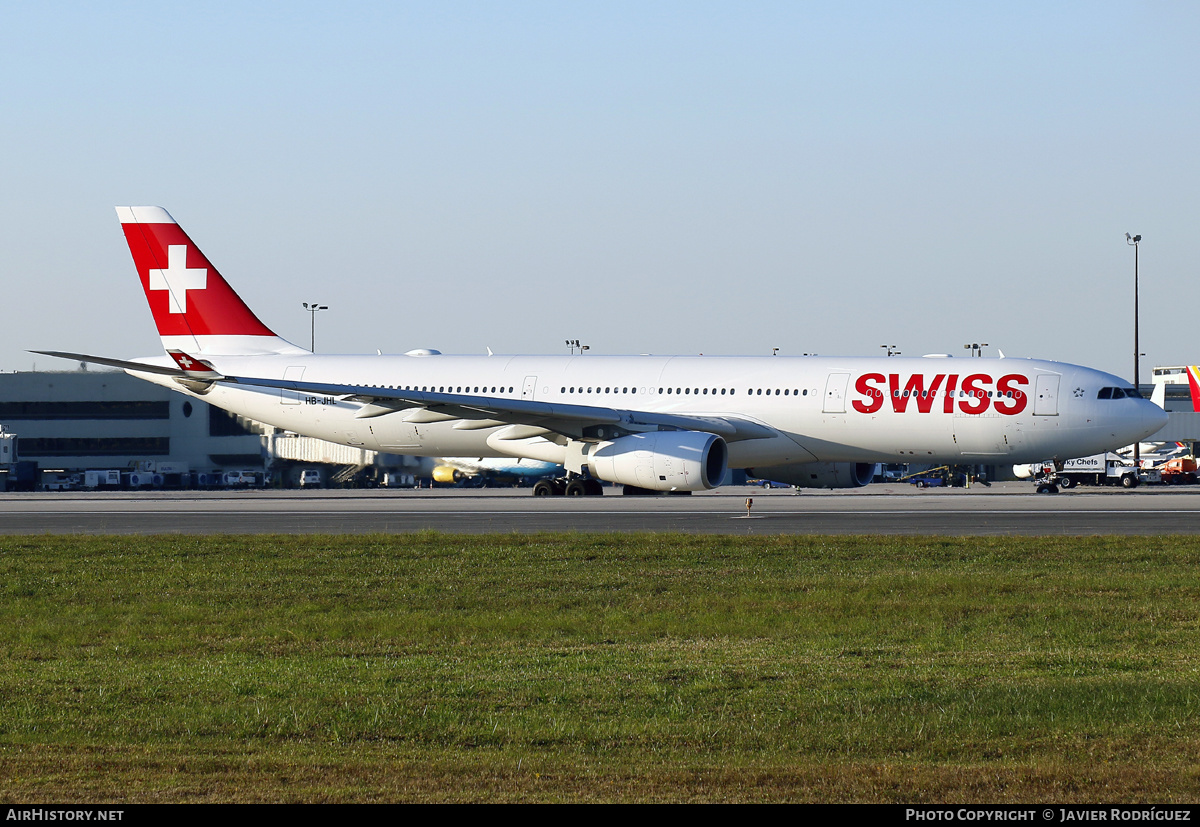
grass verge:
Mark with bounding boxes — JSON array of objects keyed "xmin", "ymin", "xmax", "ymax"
[{"xmin": 2, "ymin": 533, "xmax": 1200, "ymax": 802}]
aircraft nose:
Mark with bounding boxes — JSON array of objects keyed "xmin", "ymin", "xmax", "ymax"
[{"xmin": 1141, "ymin": 400, "xmax": 1170, "ymax": 437}]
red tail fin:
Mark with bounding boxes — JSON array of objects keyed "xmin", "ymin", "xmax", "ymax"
[
  {"xmin": 117, "ymin": 207, "xmax": 305, "ymax": 355},
  {"xmin": 1188, "ymin": 366, "xmax": 1200, "ymax": 412}
]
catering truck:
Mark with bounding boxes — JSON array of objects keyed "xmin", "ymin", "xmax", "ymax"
[{"xmin": 1053, "ymin": 453, "xmax": 1140, "ymax": 489}]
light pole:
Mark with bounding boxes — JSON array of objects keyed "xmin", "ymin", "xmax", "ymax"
[
  {"xmin": 1127, "ymin": 233, "xmax": 1142, "ymax": 467},
  {"xmin": 303, "ymin": 302, "xmax": 328, "ymax": 352}
]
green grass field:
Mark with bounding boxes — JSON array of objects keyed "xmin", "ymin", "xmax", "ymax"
[{"xmin": 3, "ymin": 532, "xmax": 1200, "ymax": 802}]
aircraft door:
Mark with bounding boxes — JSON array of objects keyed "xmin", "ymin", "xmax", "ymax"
[
  {"xmin": 823, "ymin": 372, "xmax": 850, "ymax": 413},
  {"xmin": 522, "ymin": 375, "xmax": 537, "ymax": 401},
  {"xmin": 281, "ymin": 366, "xmax": 305, "ymax": 405},
  {"xmin": 1033, "ymin": 374, "xmax": 1060, "ymax": 416}
]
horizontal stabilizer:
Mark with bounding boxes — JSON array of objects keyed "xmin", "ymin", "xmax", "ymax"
[{"xmin": 30, "ymin": 350, "xmax": 195, "ymax": 378}]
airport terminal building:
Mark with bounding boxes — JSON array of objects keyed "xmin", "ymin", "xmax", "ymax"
[
  {"xmin": 0, "ymin": 369, "xmax": 265, "ymax": 486},
  {"xmin": 0, "ymin": 369, "xmax": 426, "ymax": 488}
]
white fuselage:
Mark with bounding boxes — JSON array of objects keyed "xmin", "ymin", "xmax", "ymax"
[{"xmin": 129, "ymin": 352, "xmax": 1167, "ymax": 471}]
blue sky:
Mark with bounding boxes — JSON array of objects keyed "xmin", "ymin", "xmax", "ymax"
[{"xmin": 2, "ymin": 1, "xmax": 1197, "ymax": 379}]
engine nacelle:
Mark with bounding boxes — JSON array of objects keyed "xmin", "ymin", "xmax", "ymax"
[
  {"xmin": 431, "ymin": 465, "xmax": 464, "ymax": 484},
  {"xmin": 746, "ymin": 461, "xmax": 875, "ymax": 489},
  {"xmin": 587, "ymin": 431, "xmax": 728, "ymax": 492},
  {"xmin": 1012, "ymin": 463, "xmax": 1047, "ymax": 479}
]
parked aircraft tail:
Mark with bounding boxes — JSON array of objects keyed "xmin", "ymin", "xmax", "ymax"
[
  {"xmin": 1188, "ymin": 366, "xmax": 1200, "ymax": 412},
  {"xmin": 116, "ymin": 207, "xmax": 306, "ymax": 356}
]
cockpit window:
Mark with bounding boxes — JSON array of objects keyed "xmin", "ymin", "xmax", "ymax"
[{"xmin": 1097, "ymin": 387, "xmax": 1143, "ymax": 400}]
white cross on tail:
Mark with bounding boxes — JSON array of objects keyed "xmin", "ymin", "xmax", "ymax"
[{"xmin": 148, "ymin": 245, "xmax": 207, "ymax": 313}]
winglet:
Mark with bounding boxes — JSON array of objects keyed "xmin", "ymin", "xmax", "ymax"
[
  {"xmin": 166, "ymin": 350, "xmax": 224, "ymax": 380},
  {"xmin": 1151, "ymin": 381, "xmax": 1166, "ymax": 409}
]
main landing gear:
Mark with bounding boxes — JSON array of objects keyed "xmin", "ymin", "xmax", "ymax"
[{"xmin": 532, "ymin": 476, "xmax": 604, "ymax": 497}]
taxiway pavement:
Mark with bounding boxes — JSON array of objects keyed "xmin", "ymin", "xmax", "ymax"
[{"xmin": 4, "ymin": 482, "xmax": 1200, "ymax": 535}]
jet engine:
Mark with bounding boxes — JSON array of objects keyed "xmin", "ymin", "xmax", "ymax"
[
  {"xmin": 1012, "ymin": 463, "xmax": 1047, "ymax": 479},
  {"xmin": 587, "ymin": 431, "xmax": 728, "ymax": 492},
  {"xmin": 746, "ymin": 461, "xmax": 875, "ymax": 489},
  {"xmin": 431, "ymin": 465, "xmax": 465, "ymax": 484}
]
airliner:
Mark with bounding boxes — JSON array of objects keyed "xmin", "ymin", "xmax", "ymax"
[{"xmin": 37, "ymin": 207, "xmax": 1168, "ymax": 495}]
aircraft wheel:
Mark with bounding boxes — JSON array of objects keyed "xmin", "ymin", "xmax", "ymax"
[
  {"xmin": 565, "ymin": 480, "xmax": 590, "ymax": 497},
  {"xmin": 585, "ymin": 479, "xmax": 604, "ymax": 496},
  {"xmin": 532, "ymin": 480, "xmax": 556, "ymax": 497}
]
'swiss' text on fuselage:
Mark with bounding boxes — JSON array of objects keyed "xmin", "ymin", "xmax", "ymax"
[{"xmin": 852, "ymin": 373, "xmax": 1030, "ymax": 415}]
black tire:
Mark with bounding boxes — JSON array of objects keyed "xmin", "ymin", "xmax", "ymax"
[
  {"xmin": 565, "ymin": 480, "xmax": 589, "ymax": 497},
  {"xmin": 1121, "ymin": 474, "xmax": 1138, "ymax": 489},
  {"xmin": 532, "ymin": 480, "xmax": 556, "ymax": 497},
  {"xmin": 1036, "ymin": 484, "xmax": 1059, "ymax": 494},
  {"xmin": 915, "ymin": 480, "xmax": 926, "ymax": 489},
  {"xmin": 585, "ymin": 479, "xmax": 604, "ymax": 496},
  {"xmin": 1058, "ymin": 476, "xmax": 1074, "ymax": 489}
]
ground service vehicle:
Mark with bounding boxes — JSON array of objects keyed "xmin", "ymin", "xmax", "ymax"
[
  {"xmin": 1158, "ymin": 457, "xmax": 1198, "ymax": 485},
  {"xmin": 1052, "ymin": 454, "xmax": 1140, "ymax": 489}
]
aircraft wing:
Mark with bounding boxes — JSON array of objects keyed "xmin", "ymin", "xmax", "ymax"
[
  {"xmin": 33, "ymin": 349, "xmax": 777, "ymax": 442},
  {"xmin": 223, "ymin": 374, "xmax": 777, "ymax": 442}
]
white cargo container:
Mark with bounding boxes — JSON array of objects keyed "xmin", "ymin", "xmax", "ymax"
[{"xmin": 84, "ymin": 470, "xmax": 123, "ymax": 489}]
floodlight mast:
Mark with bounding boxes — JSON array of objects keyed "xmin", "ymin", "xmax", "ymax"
[
  {"xmin": 303, "ymin": 302, "xmax": 328, "ymax": 352},
  {"xmin": 1126, "ymin": 233, "xmax": 1142, "ymax": 468}
]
